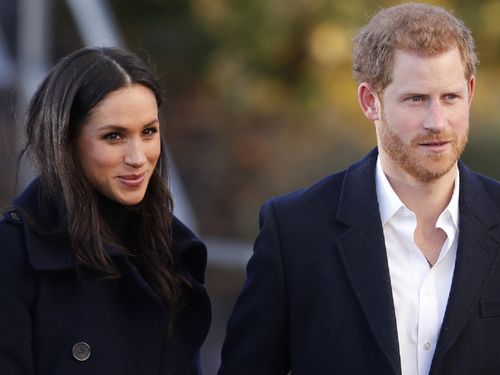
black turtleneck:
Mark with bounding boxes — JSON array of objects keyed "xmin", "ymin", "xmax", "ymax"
[
  {"xmin": 96, "ymin": 194, "xmax": 158, "ymax": 288},
  {"xmin": 96, "ymin": 193, "xmax": 138, "ymax": 249}
]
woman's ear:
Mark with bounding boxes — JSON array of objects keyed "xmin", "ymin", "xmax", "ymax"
[{"xmin": 358, "ymin": 82, "xmax": 380, "ymax": 121}]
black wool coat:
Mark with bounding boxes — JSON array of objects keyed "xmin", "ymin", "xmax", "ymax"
[
  {"xmin": 0, "ymin": 179, "xmax": 211, "ymax": 375},
  {"xmin": 219, "ymin": 148, "xmax": 500, "ymax": 375}
]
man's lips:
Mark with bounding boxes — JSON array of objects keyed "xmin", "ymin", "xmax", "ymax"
[
  {"xmin": 420, "ymin": 140, "xmax": 450, "ymax": 146},
  {"xmin": 418, "ymin": 140, "xmax": 451, "ymax": 152}
]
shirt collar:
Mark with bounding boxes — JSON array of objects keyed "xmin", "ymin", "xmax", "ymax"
[
  {"xmin": 438, "ymin": 169, "xmax": 460, "ymax": 231},
  {"xmin": 375, "ymin": 156, "xmax": 460, "ymax": 229},
  {"xmin": 375, "ymin": 157, "xmax": 405, "ymax": 225}
]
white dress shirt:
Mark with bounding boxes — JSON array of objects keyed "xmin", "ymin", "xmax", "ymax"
[{"xmin": 375, "ymin": 157, "xmax": 459, "ymax": 375}]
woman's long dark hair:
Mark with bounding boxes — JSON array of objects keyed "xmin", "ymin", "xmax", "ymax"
[{"xmin": 22, "ymin": 47, "xmax": 188, "ymax": 335}]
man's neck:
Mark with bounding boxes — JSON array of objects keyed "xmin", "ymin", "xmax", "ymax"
[
  {"xmin": 379, "ymin": 155, "xmax": 458, "ymax": 266},
  {"xmin": 379, "ymin": 157, "xmax": 457, "ymax": 222}
]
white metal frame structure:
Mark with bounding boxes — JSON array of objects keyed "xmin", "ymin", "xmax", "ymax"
[{"xmin": 14, "ymin": 0, "xmax": 198, "ymax": 231}]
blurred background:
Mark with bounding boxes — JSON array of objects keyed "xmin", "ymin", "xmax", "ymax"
[{"xmin": 2, "ymin": 0, "xmax": 500, "ymax": 373}]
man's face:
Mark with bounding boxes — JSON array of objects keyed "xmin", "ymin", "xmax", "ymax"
[{"xmin": 376, "ymin": 48, "xmax": 474, "ymax": 183}]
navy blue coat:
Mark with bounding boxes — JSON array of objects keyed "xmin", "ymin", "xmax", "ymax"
[
  {"xmin": 219, "ymin": 149, "xmax": 500, "ymax": 375},
  {"xmin": 0, "ymin": 179, "xmax": 211, "ymax": 375}
]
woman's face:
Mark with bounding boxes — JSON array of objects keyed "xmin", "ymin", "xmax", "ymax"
[{"xmin": 76, "ymin": 84, "xmax": 161, "ymax": 206}]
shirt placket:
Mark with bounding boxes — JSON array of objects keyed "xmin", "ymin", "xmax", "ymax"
[{"xmin": 417, "ymin": 270, "xmax": 438, "ymax": 375}]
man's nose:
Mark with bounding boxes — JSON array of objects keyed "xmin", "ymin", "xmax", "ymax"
[{"xmin": 423, "ymin": 100, "xmax": 447, "ymax": 132}]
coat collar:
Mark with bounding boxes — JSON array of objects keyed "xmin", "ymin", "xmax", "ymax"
[
  {"xmin": 335, "ymin": 148, "xmax": 402, "ymax": 375},
  {"xmin": 12, "ymin": 178, "xmax": 85, "ymax": 271},
  {"xmin": 10, "ymin": 178, "xmax": 207, "ymax": 285},
  {"xmin": 335, "ymin": 148, "xmax": 500, "ymax": 229},
  {"xmin": 431, "ymin": 163, "xmax": 500, "ymax": 371},
  {"xmin": 335, "ymin": 147, "xmax": 380, "ymax": 226},
  {"xmin": 334, "ymin": 148, "xmax": 500, "ymax": 374}
]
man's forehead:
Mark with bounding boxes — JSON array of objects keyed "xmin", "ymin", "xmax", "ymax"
[{"xmin": 384, "ymin": 48, "xmax": 469, "ymax": 94}]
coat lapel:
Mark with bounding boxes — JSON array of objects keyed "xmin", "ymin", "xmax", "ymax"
[
  {"xmin": 335, "ymin": 149, "xmax": 402, "ymax": 375},
  {"xmin": 431, "ymin": 163, "xmax": 500, "ymax": 371}
]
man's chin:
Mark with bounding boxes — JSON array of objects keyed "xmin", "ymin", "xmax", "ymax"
[{"xmin": 405, "ymin": 159, "xmax": 458, "ymax": 183}]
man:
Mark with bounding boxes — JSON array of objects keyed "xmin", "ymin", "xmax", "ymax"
[{"xmin": 218, "ymin": 3, "xmax": 500, "ymax": 375}]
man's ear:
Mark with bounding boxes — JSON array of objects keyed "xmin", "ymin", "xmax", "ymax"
[
  {"xmin": 467, "ymin": 75, "xmax": 475, "ymax": 106},
  {"xmin": 358, "ymin": 82, "xmax": 380, "ymax": 121}
]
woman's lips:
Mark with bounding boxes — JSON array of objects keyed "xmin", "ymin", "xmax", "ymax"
[{"xmin": 116, "ymin": 173, "xmax": 145, "ymax": 187}]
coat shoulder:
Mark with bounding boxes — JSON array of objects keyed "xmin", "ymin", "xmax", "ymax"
[
  {"xmin": 171, "ymin": 216, "xmax": 207, "ymax": 284},
  {"xmin": 267, "ymin": 149, "xmax": 376, "ymax": 215},
  {"xmin": 455, "ymin": 163, "xmax": 500, "ymax": 231},
  {"xmin": 0, "ymin": 209, "xmax": 37, "ymax": 374},
  {"xmin": 0, "ymin": 208, "xmax": 37, "ymax": 282},
  {"xmin": 476, "ymin": 173, "xmax": 500, "ymax": 200},
  {"xmin": 266, "ymin": 168, "xmax": 348, "ymax": 219},
  {"xmin": 0, "ymin": 208, "xmax": 27, "ymax": 256}
]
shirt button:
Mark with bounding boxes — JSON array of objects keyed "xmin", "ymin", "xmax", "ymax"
[
  {"xmin": 423, "ymin": 342, "xmax": 432, "ymax": 351},
  {"xmin": 72, "ymin": 342, "xmax": 91, "ymax": 361},
  {"xmin": 423, "ymin": 289, "xmax": 431, "ymax": 296}
]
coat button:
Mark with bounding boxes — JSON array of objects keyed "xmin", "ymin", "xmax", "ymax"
[
  {"xmin": 10, "ymin": 211, "xmax": 20, "ymax": 221},
  {"xmin": 72, "ymin": 342, "xmax": 91, "ymax": 361}
]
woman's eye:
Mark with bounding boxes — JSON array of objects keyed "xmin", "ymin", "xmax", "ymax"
[
  {"xmin": 103, "ymin": 132, "xmax": 123, "ymax": 142},
  {"xmin": 143, "ymin": 127, "xmax": 158, "ymax": 137}
]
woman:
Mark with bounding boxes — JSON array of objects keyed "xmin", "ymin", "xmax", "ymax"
[{"xmin": 0, "ymin": 47, "xmax": 211, "ymax": 374}]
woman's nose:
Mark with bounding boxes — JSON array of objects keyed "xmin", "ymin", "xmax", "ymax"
[{"xmin": 123, "ymin": 140, "xmax": 147, "ymax": 167}]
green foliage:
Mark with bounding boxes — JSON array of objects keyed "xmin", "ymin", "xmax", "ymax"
[{"xmin": 107, "ymin": 0, "xmax": 500, "ymax": 238}]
